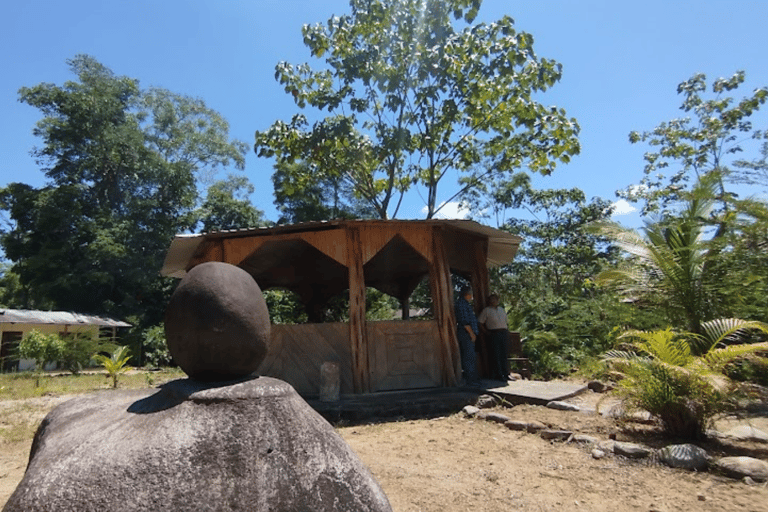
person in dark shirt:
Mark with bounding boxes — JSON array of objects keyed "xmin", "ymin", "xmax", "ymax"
[{"xmin": 455, "ymin": 286, "xmax": 480, "ymax": 387}]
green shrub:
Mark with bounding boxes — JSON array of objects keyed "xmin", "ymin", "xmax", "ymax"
[
  {"xmin": 604, "ymin": 320, "xmax": 768, "ymax": 439},
  {"xmin": 142, "ymin": 325, "xmax": 172, "ymax": 367}
]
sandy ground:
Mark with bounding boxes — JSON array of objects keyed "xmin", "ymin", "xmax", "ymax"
[{"xmin": 2, "ymin": 389, "xmax": 768, "ymax": 511}]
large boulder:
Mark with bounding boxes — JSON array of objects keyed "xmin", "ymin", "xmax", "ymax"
[
  {"xmin": 4, "ymin": 377, "xmax": 392, "ymax": 512},
  {"xmin": 164, "ymin": 261, "xmax": 270, "ymax": 381}
]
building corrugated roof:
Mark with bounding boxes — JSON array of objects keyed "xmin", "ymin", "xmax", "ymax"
[
  {"xmin": 0, "ymin": 309, "xmax": 131, "ymax": 328},
  {"xmin": 161, "ymin": 219, "xmax": 523, "ymax": 278}
]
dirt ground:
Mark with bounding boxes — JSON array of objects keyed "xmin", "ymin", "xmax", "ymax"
[{"xmin": 2, "ymin": 389, "xmax": 768, "ymax": 511}]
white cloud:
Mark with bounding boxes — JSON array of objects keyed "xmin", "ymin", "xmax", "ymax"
[
  {"xmin": 611, "ymin": 199, "xmax": 637, "ymax": 216},
  {"xmin": 421, "ymin": 201, "xmax": 471, "ymax": 219}
]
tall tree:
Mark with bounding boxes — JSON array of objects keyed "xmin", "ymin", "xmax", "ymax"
[
  {"xmin": 255, "ymin": 0, "xmax": 579, "ymax": 219},
  {"xmin": 196, "ymin": 174, "xmax": 268, "ymax": 232},
  {"xmin": 272, "ymin": 161, "xmax": 375, "ymax": 224},
  {"xmin": 0, "ymin": 55, "xmax": 248, "ymax": 328},
  {"xmin": 620, "ymin": 71, "xmax": 767, "ymax": 216}
]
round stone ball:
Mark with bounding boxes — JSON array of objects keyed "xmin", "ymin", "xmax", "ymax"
[{"xmin": 165, "ymin": 262, "xmax": 271, "ymax": 381}]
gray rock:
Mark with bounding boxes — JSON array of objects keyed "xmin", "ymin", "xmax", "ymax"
[
  {"xmin": 722, "ymin": 425, "xmax": 768, "ymax": 443},
  {"xmin": 4, "ymin": 377, "xmax": 392, "ymax": 512},
  {"xmin": 587, "ymin": 380, "xmax": 613, "ymax": 393},
  {"xmin": 479, "ymin": 412, "xmax": 512, "ymax": 424},
  {"xmin": 597, "ymin": 440, "xmax": 616, "ymax": 453},
  {"xmin": 475, "ymin": 395, "xmax": 497, "ymax": 409},
  {"xmin": 504, "ymin": 420, "xmax": 528, "ymax": 431},
  {"xmin": 613, "ymin": 441, "xmax": 652, "ymax": 459},
  {"xmin": 591, "ymin": 448, "xmax": 606, "ymax": 459},
  {"xmin": 546, "ymin": 400, "xmax": 581, "ymax": 412},
  {"xmin": 540, "ymin": 429, "xmax": 573, "ymax": 441},
  {"xmin": 713, "ymin": 456, "xmax": 768, "ymax": 482},
  {"xmin": 164, "ymin": 262, "xmax": 271, "ymax": 381},
  {"xmin": 462, "ymin": 405, "xmax": 480, "ymax": 417},
  {"xmin": 525, "ymin": 420, "xmax": 547, "ymax": 433},
  {"xmin": 571, "ymin": 434, "xmax": 600, "ymax": 445},
  {"xmin": 657, "ymin": 444, "xmax": 710, "ymax": 471}
]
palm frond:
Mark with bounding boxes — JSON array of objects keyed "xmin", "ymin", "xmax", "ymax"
[
  {"xmin": 702, "ymin": 342, "xmax": 768, "ymax": 372},
  {"xmin": 618, "ymin": 328, "xmax": 692, "ymax": 366},
  {"xmin": 699, "ymin": 318, "xmax": 768, "ymax": 351}
]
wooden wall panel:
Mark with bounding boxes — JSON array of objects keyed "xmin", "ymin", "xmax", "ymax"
[
  {"xmin": 367, "ymin": 320, "xmax": 441, "ymax": 392},
  {"xmin": 297, "ymin": 229, "xmax": 348, "ymax": 266},
  {"xmin": 222, "ymin": 237, "xmax": 265, "ymax": 266},
  {"xmin": 258, "ymin": 323, "xmax": 352, "ymax": 395}
]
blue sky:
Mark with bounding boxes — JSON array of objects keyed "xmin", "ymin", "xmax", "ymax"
[{"xmin": 2, "ymin": 0, "xmax": 767, "ymax": 228}]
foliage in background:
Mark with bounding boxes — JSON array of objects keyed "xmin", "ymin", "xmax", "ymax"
[
  {"xmin": 596, "ymin": 173, "xmax": 768, "ymax": 335},
  {"xmin": 620, "ymin": 71, "xmax": 767, "ymax": 216},
  {"xmin": 18, "ymin": 330, "xmax": 63, "ymax": 378},
  {"xmin": 603, "ymin": 319, "xmax": 768, "ymax": 438},
  {"xmin": 141, "ymin": 324, "xmax": 173, "ymax": 368},
  {"xmin": 483, "ymin": 176, "xmax": 630, "ymax": 377},
  {"xmin": 196, "ymin": 174, "xmax": 269, "ymax": 232},
  {"xmin": 272, "ymin": 161, "xmax": 376, "ymax": 224},
  {"xmin": 93, "ymin": 346, "xmax": 132, "ymax": 388},
  {"xmin": 0, "ymin": 55, "xmax": 249, "ymax": 331},
  {"xmin": 255, "ymin": 0, "xmax": 579, "ymax": 219}
]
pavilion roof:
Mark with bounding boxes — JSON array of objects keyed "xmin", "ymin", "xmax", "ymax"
[{"xmin": 161, "ymin": 219, "xmax": 522, "ymax": 279}]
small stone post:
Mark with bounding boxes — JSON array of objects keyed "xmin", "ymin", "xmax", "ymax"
[{"xmin": 320, "ymin": 361, "xmax": 340, "ymax": 402}]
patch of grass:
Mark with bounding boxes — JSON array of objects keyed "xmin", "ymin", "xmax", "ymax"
[
  {"xmin": 0, "ymin": 368, "xmax": 185, "ymax": 401},
  {"xmin": 0, "ymin": 402, "xmax": 42, "ymax": 443}
]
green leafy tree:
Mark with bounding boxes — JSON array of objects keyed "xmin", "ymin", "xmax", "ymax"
[
  {"xmin": 18, "ymin": 330, "xmax": 63, "ymax": 372},
  {"xmin": 621, "ymin": 71, "xmax": 767, "ymax": 216},
  {"xmin": 196, "ymin": 174, "xmax": 268, "ymax": 232},
  {"xmin": 255, "ymin": 0, "xmax": 579, "ymax": 219},
  {"xmin": 0, "ymin": 55, "xmax": 248, "ymax": 329},
  {"xmin": 483, "ymin": 175, "xmax": 627, "ymax": 375},
  {"xmin": 272, "ymin": 161, "xmax": 375, "ymax": 223}
]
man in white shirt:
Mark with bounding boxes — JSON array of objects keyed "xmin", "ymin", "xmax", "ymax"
[{"xmin": 478, "ymin": 293, "xmax": 509, "ymax": 381}]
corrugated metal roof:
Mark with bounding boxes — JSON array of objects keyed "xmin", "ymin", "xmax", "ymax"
[
  {"xmin": 0, "ymin": 309, "xmax": 131, "ymax": 327},
  {"xmin": 161, "ymin": 219, "xmax": 523, "ymax": 278}
]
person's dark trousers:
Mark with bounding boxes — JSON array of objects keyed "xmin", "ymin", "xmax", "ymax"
[
  {"xmin": 489, "ymin": 329, "xmax": 509, "ymax": 380},
  {"xmin": 457, "ymin": 329, "xmax": 479, "ymax": 384}
]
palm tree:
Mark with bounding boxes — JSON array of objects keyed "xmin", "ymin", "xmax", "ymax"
[
  {"xmin": 594, "ymin": 174, "xmax": 724, "ymax": 334},
  {"xmin": 94, "ymin": 346, "xmax": 132, "ymax": 388}
]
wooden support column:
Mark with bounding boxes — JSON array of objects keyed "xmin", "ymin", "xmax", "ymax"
[
  {"xmin": 471, "ymin": 239, "xmax": 490, "ymax": 378},
  {"xmin": 346, "ymin": 226, "xmax": 370, "ymax": 393},
  {"xmin": 429, "ymin": 227, "xmax": 460, "ymax": 386}
]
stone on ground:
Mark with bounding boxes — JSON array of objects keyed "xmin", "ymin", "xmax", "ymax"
[
  {"xmin": 713, "ymin": 456, "xmax": 768, "ymax": 482},
  {"xmin": 722, "ymin": 425, "xmax": 768, "ymax": 443},
  {"xmin": 546, "ymin": 400, "xmax": 581, "ymax": 412},
  {"xmin": 657, "ymin": 444, "xmax": 710, "ymax": 471}
]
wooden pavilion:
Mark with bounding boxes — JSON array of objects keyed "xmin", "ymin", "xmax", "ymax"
[{"xmin": 161, "ymin": 220, "xmax": 522, "ymax": 395}]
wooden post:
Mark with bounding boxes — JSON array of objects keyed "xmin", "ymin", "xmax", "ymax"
[
  {"xmin": 346, "ymin": 226, "xmax": 370, "ymax": 393},
  {"xmin": 471, "ymin": 239, "xmax": 490, "ymax": 378},
  {"xmin": 429, "ymin": 227, "xmax": 460, "ymax": 386}
]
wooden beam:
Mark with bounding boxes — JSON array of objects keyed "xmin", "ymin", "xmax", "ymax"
[
  {"xmin": 346, "ymin": 226, "xmax": 370, "ymax": 393},
  {"xmin": 429, "ymin": 227, "xmax": 460, "ymax": 386},
  {"xmin": 471, "ymin": 239, "xmax": 491, "ymax": 378}
]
